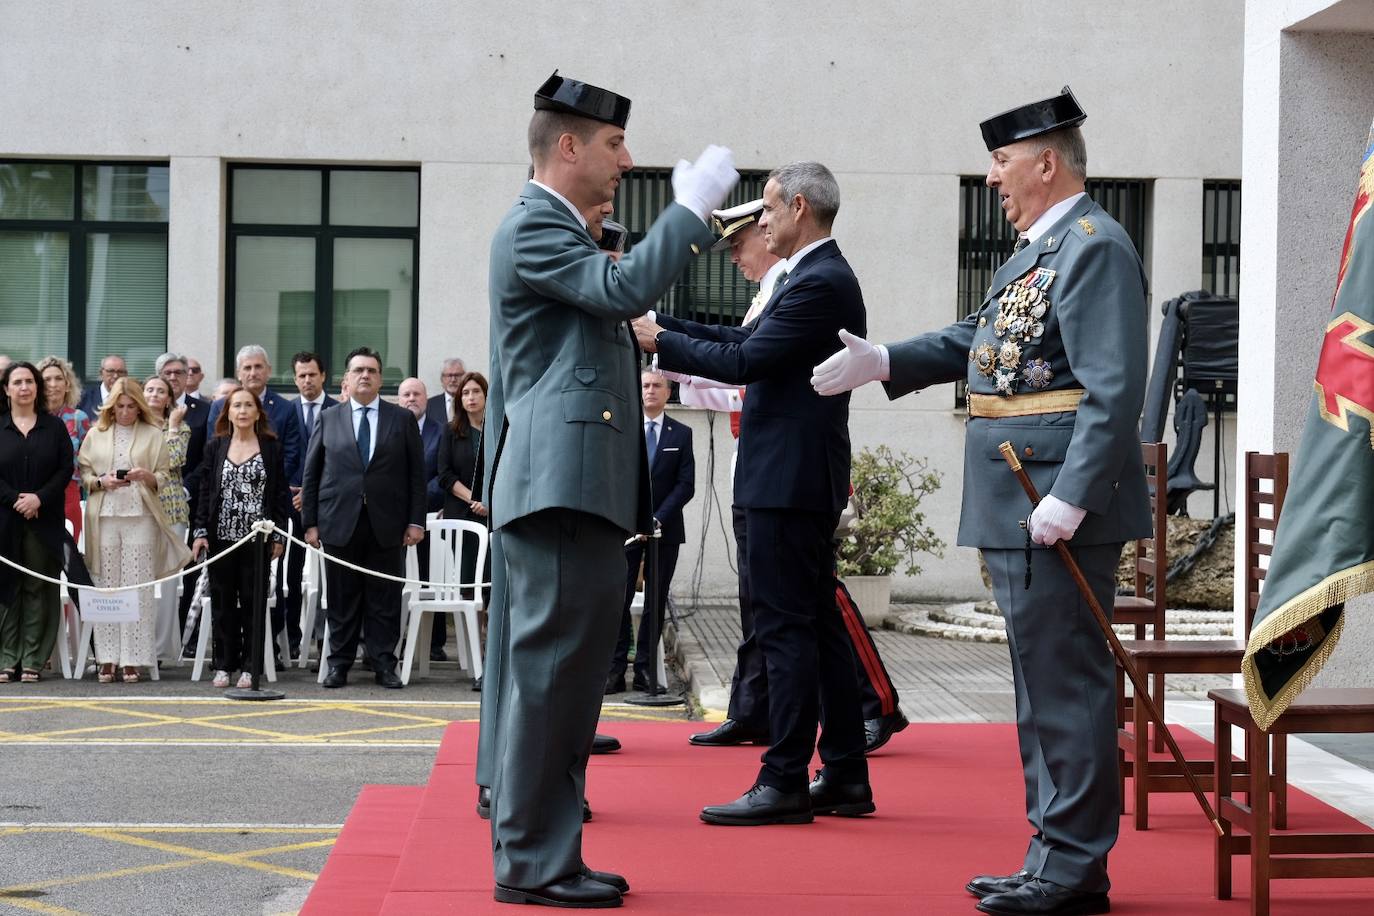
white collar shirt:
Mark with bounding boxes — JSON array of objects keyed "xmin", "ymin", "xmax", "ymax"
[
  {"xmin": 1024, "ymin": 192, "xmax": 1086, "ymax": 244},
  {"xmin": 783, "ymin": 236, "xmax": 834, "ymax": 274},
  {"xmin": 349, "ymin": 397, "xmax": 380, "ymax": 463},
  {"xmin": 530, "ymin": 180, "xmax": 588, "ymax": 230}
]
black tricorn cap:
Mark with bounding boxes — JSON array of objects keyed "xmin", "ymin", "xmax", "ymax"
[
  {"xmin": 534, "ymin": 70, "xmax": 631, "ymax": 129},
  {"xmin": 979, "ymin": 86, "xmax": 1086, "ymax": 151}
]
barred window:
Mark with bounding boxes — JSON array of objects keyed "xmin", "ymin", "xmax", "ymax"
[
  {"xmin": 1202, "ymin": 180, "xmax": 1240, "ymax": 297},
  {"xmin": 612, "ymin": 169, "xmax": 769, "ymax": 326}
]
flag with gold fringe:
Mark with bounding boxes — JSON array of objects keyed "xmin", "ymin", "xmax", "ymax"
[{"xmin": 1243, "ymin": 116, "xmax": 1374, "ymax": 730}]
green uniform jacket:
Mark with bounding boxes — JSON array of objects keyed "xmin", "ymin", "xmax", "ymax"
[
  {"xmin": 484, "ymin": 183, "xmax": 713, "ymax": 534},
  {"xmin": 885, "ymin": 195, "xmax": 1152, "ymax": 549}
]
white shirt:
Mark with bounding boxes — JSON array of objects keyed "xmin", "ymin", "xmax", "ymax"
[
  {"xmin": 783, "ymin": 236, "xmax": 835, "ymax": 274},
  {"xmin": 530, "ymin": 179, "xmax": 588, "ymax": 229},
  {"xmin": 349, "ymin": 397, "xmax": 380, "ymax": 463},
  {"xmin": 299, "ymin": 394, "xmax": 327, "ymax": 433},
  {"xmin": 1024, "ymin": 191, "xmax": 1086, "ymax": 244}
]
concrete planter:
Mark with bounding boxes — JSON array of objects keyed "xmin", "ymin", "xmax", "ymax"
[{"xmin": 842, "ymin": 575, "xmax": 892, "ymax": 627}]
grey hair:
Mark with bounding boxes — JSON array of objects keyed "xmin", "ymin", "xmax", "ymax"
[
  {"xmin": 1036, "ymin": 127, "xmax": 1088, "ymax": 181},
  {"xmin": 443, "ymin": 357, "xmax": 466, "ymax": 372},
  {"xmin": 768, "ymin": 161, "xmax": 840, "ymax": 228},
  {"xmin": 154, "ymin": 351, "xmax": 187, "ymax": 375},
  {"xmin": 235, "ymin": 344, "xmax": 270, "ymax": 369}
]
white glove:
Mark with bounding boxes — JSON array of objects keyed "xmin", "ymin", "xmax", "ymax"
[
  {"xmin": 672, "ymin": 145, "xmax": 739, "ymax": 222},
  {"xmin": 810, "ymin": 329, "xmax": 889, "ymax": 396},
  {"xmin": 658, "ymin": 368, "xmax": 691, "ymax": 384},
  {"xmin": 1028, "ymin": 494, "xmax": 1087, "ymax": 546}
]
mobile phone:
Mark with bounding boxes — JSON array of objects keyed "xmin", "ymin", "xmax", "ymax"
[
  {"xmin": 115, "ymin": 469, "xmax": 128, "ymax": 479},
  {"xmin": 599, "ymin": 219, "xmax": 628, "ymax": 253}
]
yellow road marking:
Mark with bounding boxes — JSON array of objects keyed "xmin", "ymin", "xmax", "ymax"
[
  {"xmin": 77, "ymin": 829, "xmax": 332, "ymax": 881},
  {"xmin": 7, "ymin": 826, "xmax": 339, "ymax": 834},
  {"xmin": 0, "ymin": 895, "xmax": 86, "ymax": 915}
]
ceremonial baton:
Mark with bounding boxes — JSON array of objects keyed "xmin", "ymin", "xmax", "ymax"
[{"xmin": 998, "ymin": 440, "xmax": 1223, "ymax": 837}]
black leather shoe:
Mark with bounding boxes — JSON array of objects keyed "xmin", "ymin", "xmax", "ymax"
[
  {"xmin": 493, "ymin": 874, "xmax": 622, "ymax": 908},
  {"xmin": 700, "ymin": 784, "xmax": 813, "ymax": 826},
  {"xmin": 322, "ymin": 667, "xmax": 347, "ymax": 688},
  {"xmin": 864, "ymin": 709, "xmax": 910, "ymax": 754},
  {"xmin": 604, "ymin": 675, "xmax": 626, "ymax": 695},
  {"xmin": 591, "ymin": 734, "xmax": 621, "ymax": 755},
  {"xmin": 583, "ymin": 799, "xmax": 592, "ymax": 822},
  {"xmin": 688, "ymin": 719, "xmax": 768, "ymax": 747},
  {"xmin": 472, "ymin": 676, "xmax": 482, "ymax": 692},
  {"xmin": 967, "ymin": 871, "xmax": 1032, "ymax": 899},
  {"xmin": 429, "ymin": 646, "xmax": 448, "ymax": 662},
  {"xmin": 477, "ymin": 786, "xmax": 491, "ymax": 819},
  {"xmin": 808, "ymin": 770, "xmax": 875, "ymax": 816},
  {"xmin": 375, "ymin": 669, "xmax": 403, "ymax": 689},
  {"xmin": 975, "ymin": 878, "xmax": 1109, "ymax": 915},
  {"xmin": 581, "ymin": 867, "xmax": 628, "ymax": 894}
]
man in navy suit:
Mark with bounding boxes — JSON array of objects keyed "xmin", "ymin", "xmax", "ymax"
[
  {"xmin": 607, "ymin": 368, "xmax": 695, "ymax": 693},
  {"xmin": 207, "ymin": 345, "xmax": 303, "ymax": 487},
  {"xmin": 158, "ymin": 351, "xmax": 212, "ymax": 644},
  {"xmin": 636, "ymin": 161, "xmax": 872, "ymax": 826},
  {"xmin": 283, "ymin": 351, "xmax": 337, "ymax": 656},
  {"xmin": 426, "ymin": 358, "xmax": 466, "ymax": 430},
  {"xmin": 398, "ymin": 377, "xmax": 448, "ymax": 660},
  {"xmin": 302, "ymin": 346, "xmax": 427, "ymax": 689},
  {"xmin": 78, "ymin": 354, "xmax": 127, "ymax": 418}
]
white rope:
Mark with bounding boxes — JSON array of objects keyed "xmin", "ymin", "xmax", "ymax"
[
  {"xmin": 272, "ymin": 523, "xmax": 489, "ymax": 591},
  {"xmin": 0, "ymin": 521, "xmax": 265, "ymax": 593}
]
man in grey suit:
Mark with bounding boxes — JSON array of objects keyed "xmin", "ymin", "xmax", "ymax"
[
  {"xmin": 812, "ymin": 88, "xmax": 1150, "ymax": 916},
  {"xmin": 301, "ymin": 346, "xmax": 426, "ymax": 690},
  {"xmin": 480, "ymin": 71, "xmax": 736, "ymax": 908}
]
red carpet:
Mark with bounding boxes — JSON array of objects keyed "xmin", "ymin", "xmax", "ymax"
[{"xmin": 304, "ymin": 721, "xmax": 1374, "ymax": 914}]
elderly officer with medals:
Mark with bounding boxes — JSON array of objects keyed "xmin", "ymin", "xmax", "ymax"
[
  {"xmin": 812, "ymin": 88, "xmax": 1150, "ymax": 916},
  {"xmin": 480, "ymin": 71, "xmax": 736, "ymax": 909}
]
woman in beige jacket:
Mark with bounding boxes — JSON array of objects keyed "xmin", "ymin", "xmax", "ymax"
[{"xmin": 78, "ymin": 378, "xmax": 190, "ymax": 682}]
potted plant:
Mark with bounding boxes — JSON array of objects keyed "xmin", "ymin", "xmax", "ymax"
[{"xmin": 837, "ymin": 445, "xmax": 945, "ymax": 625}]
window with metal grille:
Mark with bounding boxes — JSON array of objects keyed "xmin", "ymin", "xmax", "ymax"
[
  {"xmin": 1202, "ymin": 180, "xmax": 1240, "ymax": 296},
  {"xmin": 954, "ymin": 176, "xmax": 1151, "ymax": 406},
  {"xmin": 612, "ymin": 168, "xmax": 769, "ymax": 326}
]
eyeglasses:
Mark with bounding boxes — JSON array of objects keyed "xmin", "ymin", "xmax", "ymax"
[
  {"xmin": 187, "ymin": 365, "xmax": 203, "ymax": 374},
  {"xmin": 441, "ymin": 372, "xmax": 464, "ymax": 380},
  {"xmin": 161, "ymin": 368, "xmax": 187, "ymax": 377}
]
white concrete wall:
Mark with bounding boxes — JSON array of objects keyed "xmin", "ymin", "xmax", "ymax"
[
  {"xmin": 0, "ymin": 0, "xmax": 1246, "ymax": 599},
  {"xmin": 1239, "ymin": 0, "xmax": 1374, "ymax": 682}
]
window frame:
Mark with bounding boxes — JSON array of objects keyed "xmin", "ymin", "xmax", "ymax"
[
  {"xmin": 225, "ymin": 162, "xmax": 421, "ymax": 393},
  {"xmin": 0, "ymin": 158, "xmax": 170, "ymax": 377}
]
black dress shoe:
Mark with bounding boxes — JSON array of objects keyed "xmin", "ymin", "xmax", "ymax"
[
  {"xmin": 975, "ymin": 878, "xmax": 1109, "ymax": 915},
  {"xmin": 967, "ymin": 871, "xmax": 1032, "ymax": 899},
  {"xmin": 604, "ymin": 675, "xmax": 626, "ymax": 695},
  {"xmin": 688, "ymin": 719, "xmax": 768, "ymax": 747},
  {"xmin": 477, "ymin": 786, "xmax": 491, "ymax": 819},
  {"xmin": 808, "ymin": 770, "xmax": 876, "ymax": 816},
  {"xmin": 864, "ymin": 709, "xmax": 910, "ymax": 754},
  {"xmin": 375, "ymin": 669, "xmax": 403, "ymax": 689},
  {"xmin": 493, "ymin": 874, "xmax": 621, "ymax": 908},
  {"xmin": 322, "ymin": 667, "xmax": 347, "ymax": 688},
  {"xmin": 583, "ymin": 798, "xmax": 592, "ymax": 822},
  {"xmin": 472, "ymin": 676, "xmax": 482, "ymax": 692},
  {"xmin": 591, "ymin": 734, "xmax": 621, "ymax": 755},
  {"xmin": 700, "ymin": 784, "xmax": 813, "ymax": 826},
  {"xmin": 429, "ymin": 646, "xmax": 448, "ymax": 662},
  {"xmin": 581, "ymin": 867, "xmax": 628, "ymax": 894}
]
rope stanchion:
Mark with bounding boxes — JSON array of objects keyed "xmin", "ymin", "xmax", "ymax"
[
  {"xmin": 225, "ymin": 528, "xmax": 284, "ymax": 702},
  {"xmin": 625, "ymin": 526, "xmax": 684, "ymax": 709}
]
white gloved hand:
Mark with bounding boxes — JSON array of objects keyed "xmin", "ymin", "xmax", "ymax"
[
  {"xmin": 672, "ymin": 145, "xmax": 739, "ymax": 222},
  {"xmin": 810, "ymin": 329, "xmax": 889, "ymax": 396},
  {"xmin": 658, "ymin": 368, "xmax": 691, "ymax": 384},
  {"xmin": 1028, "ymin": 494, "xmax": 1087, "ymax": 546}
]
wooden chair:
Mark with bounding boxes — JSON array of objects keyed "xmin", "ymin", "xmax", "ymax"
[
  {"xmin": 1115, "ymin": 451, "xmax": 1290, "ymax": 829},
  {"xmin": 1114, "ymin": 442, "xmax": 1168, "ymax": 750},
  {"xmin": 1212, "ymin": 688, "xmax": 1374, "ymax": 915}
]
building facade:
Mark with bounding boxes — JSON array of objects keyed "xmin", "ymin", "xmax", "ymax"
[{"xmin": 1, "ymin": 0, "xmax": 1246, "ymax": 598}]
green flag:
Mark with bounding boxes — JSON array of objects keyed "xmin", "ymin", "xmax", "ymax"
[{"xmin": 1243, "ymin": 117, "xmax": 1374, "ymax": 729}]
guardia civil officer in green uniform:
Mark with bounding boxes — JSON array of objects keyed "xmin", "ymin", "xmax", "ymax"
[
  {"xmin": 481, "ymin": 72, "xmax": 737, "ymax": 909},
  {"xmin": 811, "ymin": 88, "xmax": 1150, "ymax": 916}
]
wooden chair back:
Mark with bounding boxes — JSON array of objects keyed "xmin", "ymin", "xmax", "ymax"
[
  {"xmin": 1136, "ymin": 441, "xmax": 1168, "ymax": 639},
  {"xmin": 1243, "ymin": 451, "xmax": 1289, "ymax": 636}
]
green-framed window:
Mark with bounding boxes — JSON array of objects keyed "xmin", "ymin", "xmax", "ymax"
[
  {"xmin": 0, "ymin": 161, "xmax": 169, "ymax": 380},
  {"xmin": 612, "ymin": 168, "xmax": 770, "ymax": 326},
  {"xmin": 226, "ymin": 164, "xmax": 420, "ymax": 391}
]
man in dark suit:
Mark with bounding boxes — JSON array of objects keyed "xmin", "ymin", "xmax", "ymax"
[
  {"xmin": 207, "ymin": 345, "xmax": 304, "ymax": 488},
  {"xmin": 607, "ymin": 368, "xmax": 694, "ymax": 693},
  {"xmin": 636, "ymin": 161, "xmax": 871, "ymax": 827},
  {"xmin": 812, "ymin": 89, "xmax": 1149, "ymax": 916},
  {"xmin": 283, "ymin": 351, "xmax": 337, "ymax": 656},
  {"xmin": 78, "ymin": 354, "xmax": 126, "ymax": 418},
  {"xmin": 426, "ymin": 358, "xmax": 466, "ymax": 430},
  {"xmin": 157, "ymin": 351, "xmax": 211, "ymax": 643},
  {"xmin": 302, "ymin": 346, "xmax": 427, "ymax": 689},
  {"xmin": 480, "ymin": 72, "xmax": 734, "ymax": 907}
]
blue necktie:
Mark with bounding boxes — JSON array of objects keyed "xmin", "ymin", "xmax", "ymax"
[
  {"xmin": 305, "ymin": 402, "xmax": 316, "ymax": 437},
  {"xmin": 646, "ymin": 419, "xmax": 658, "ymax": 466},
  {"xmin": 356, "ymin": 406, "xmax": 371, "ymax": 467}
]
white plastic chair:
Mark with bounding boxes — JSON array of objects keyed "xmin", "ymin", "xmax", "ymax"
[
  {"xmin": 297, "ymin": 537, "xmax": 324, "ymax": 669},
  {"xmin": 628, "ymin": 588, "xmax": 669, "ymax": 689},
  {"xmin": 399, "ymin": 519, "xmax": 487, "ymax": 685},
  {"xmin": 188, "ymin": 547, "xmax": 278, "ymax": 683}
]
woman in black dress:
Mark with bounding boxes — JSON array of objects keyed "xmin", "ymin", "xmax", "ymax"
[
  {"xmin": 436, "ymin": 372, "xmax": 491, "ymax": 675},
  {"xmin": 0, "ymin": 362, "xmax": 74, "ymax": 683}
]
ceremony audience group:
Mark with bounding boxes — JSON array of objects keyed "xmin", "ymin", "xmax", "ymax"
[{"xmin": 0, "ymin": 345, "xmax": 489, "ymax": 691}]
